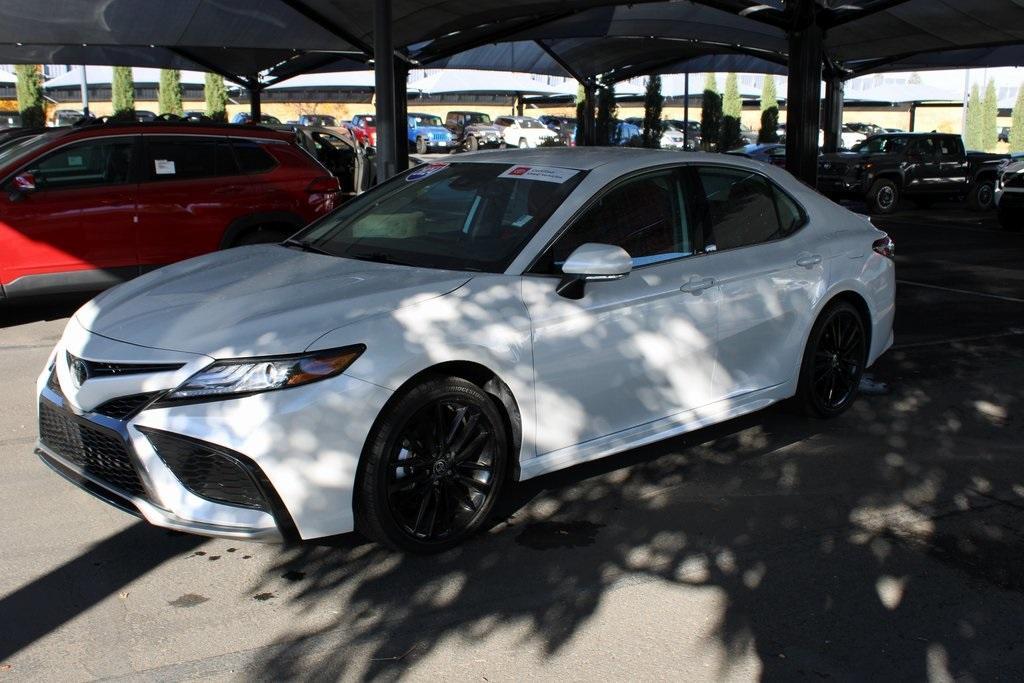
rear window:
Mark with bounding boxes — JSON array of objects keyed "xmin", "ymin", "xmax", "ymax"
[
  {"xmin": 144, "ymin": 136, "xmax": 237, "ymax": 181},
  {"xmin": 232, "ymin": 140, "xmax": 278, "ymax": 174}
]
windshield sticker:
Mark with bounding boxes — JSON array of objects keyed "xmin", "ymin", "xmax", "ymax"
[
  {"xmin": 67, "ymin": 155, "xmax": 84, "ymax": 167},
  {"xmin": 154, "ymin": 159, "xmax": 176, "ymax": 175},
  {"xmin": 498, "ymin": 165, "xmax": 578, "ymax": 183},
  {"xmin": 406, "ymin": 162, "xmax": 449, "ymax": 181}
]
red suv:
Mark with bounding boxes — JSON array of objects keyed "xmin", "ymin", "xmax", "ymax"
[
  {"xmin": 0, "ymin": 123, "xmax": 340, "ymax": 300},
  {"xmin": 347, "ymin": 114, "xmax": 377, "ymax": 148}
]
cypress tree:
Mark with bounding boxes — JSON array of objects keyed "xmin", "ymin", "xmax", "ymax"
[
  {"xmin": 1010, "ymin": 84, "xmax": 1024, "ymax": 154},
  {"xmin": 965, "ymin": 83, "xmax": 982, "ymax": 151},
  {"xmin": 158, "ymin": 69, "xmax": 183, "ymax": 116},
  {"xmin": 642, "ymin": 74, "xmax": 664, "ymax": 148},
  {"xmin": 111, "ymin": 66, "xmax": 135, "ymax": 121},
  {"xmin": 982, "ymin": 79, "xmax": 998, "ymax": 151},
  {"xmin": 15, "ymin": 64, "xmax": 44, "ymax": 128},
  {"xmin": 204, "ymin": 72, "xmax": 228, "ymax": 122},
  {"xmin": 720, "ymin": 72, "xmax": 743, "ymax": 150},
  {"xmin": 758, "ymin": 75, "xmax": 779, "ymax": 143},
  {"xmin": 596, "ymin": 81, "xmax": 617, "ymax": 146},
  {"xmin": 700, "ymin": 73, "xmax": 722, "ymax": 151}
]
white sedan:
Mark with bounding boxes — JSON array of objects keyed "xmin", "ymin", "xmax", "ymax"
[
  {"xmin": 37, "ymin": 149, "xmax": 895, "ymax": 553},
  {"xmin": 493, "ymin": 116, "xmax": 558, "ymax": 148}
]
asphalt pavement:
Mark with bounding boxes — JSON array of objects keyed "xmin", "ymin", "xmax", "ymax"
[{"xmin": 1, "ymin": 202, "xmax": 1023, "ymax": 681}]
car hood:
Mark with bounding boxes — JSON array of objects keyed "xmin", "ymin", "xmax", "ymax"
[
  {"xmin": 465, "ymin": 123, "xmax": 501, "ymax": 135},
  {"xmin": 414, "ymin": 125, "xmax": 451, "ymax": 136},
  {"xmin": 75, "ymin": 245, "xmax": 473, "ymax": 357}
]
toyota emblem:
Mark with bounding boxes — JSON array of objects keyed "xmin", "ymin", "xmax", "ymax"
[{"xmin": 71, "ymin": 359, "xmax": 89, "ymax": 388}]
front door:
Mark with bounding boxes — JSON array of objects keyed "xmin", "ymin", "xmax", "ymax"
[{"xmin": 522, "ymin": 169, "xmax": 719, "ymax": 456}]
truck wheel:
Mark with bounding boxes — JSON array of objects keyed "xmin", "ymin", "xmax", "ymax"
[
  {"xmin": 998, "ymin": 202, "xmax": 1022, "ymax": 231},
  {"xmin": 968, "ymin": 180, "xmax": 995, "ymax": 212},
  {"xmin": 416, "ymin": 137, "xmax": 427, "ymax": 154},
  {"xmin": 866, "ymin": 179, "xmax": 899, "ymax": 214},
  {"xmin": 466, "ymin": 136, "xmax": 479, "ymax": 152}
]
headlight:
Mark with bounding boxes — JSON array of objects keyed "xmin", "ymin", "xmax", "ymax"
[{"xmin": 163, "ymin": 345, "xmax": 365, "ymax": 402}]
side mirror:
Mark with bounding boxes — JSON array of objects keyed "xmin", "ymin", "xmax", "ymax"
[
  {"xmin": 8, "ymin": 172, "xmax": 36, "ymax": 201},
  {"xmin": 557, "ymin": 242, "xmax": 632, "ymax": 299}
]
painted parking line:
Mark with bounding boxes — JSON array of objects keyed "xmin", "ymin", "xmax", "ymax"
[
  {"xmin": 892, "ymin": 328, "xmax": 1024, "ymax": 351},
  {"xmin": 896, "ymin": 279, "xmax": 1024, "ymax": 304}
]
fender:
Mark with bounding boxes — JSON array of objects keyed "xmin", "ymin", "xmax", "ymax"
[{"xmin": 218, "ymin": 211, "xmax": 307, "ymax": 248}]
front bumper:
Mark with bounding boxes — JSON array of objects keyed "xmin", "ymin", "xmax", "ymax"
[
  {"xmin": 36, "ymin": 322, "xmax": 393, "ymax": 541},
  {"xmin": 817, "ymin": 175, "xmax": 863, "ymax": 196}
]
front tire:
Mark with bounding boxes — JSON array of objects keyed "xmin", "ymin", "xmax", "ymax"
[
  {"xmin": 866, "ymin": 178, "xmax": 899, "ymax": 214},
  {"xmin": 358, "ymin": 377, "xmax": 508, "ymax": 553},
  {"xmin": 466, "ymin": 135, "xmax": 479, "ymax": 152},
  {"xmin": 796, "ymin": 301, "xmax": 867, "ymax": 418},
  {"xmin": 968, "ymin": 180, "xmax": 995, "ymax": 211},
  {"xmin": 518, "ymin": 137, "xmax": 529, "ymax": 149},
  {"xmin": 415, "ymin": 137, "xmax": 427, "ymax": 154}
]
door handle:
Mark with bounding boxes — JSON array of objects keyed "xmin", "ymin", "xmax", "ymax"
[
  {"xmin": 680, "ymin": 276, "xmax": 715, "ymax": 294},
  {"xmin": 796, "ymin": 254, "xmax": 822, "ymax": 268}
]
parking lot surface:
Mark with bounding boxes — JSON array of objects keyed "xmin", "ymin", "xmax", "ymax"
[{"xmin": 2, "ymin": 203, "xmax": 1023, "ymax": 681}]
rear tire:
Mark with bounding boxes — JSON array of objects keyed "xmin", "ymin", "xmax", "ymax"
[
  {"xmin": 357, "ymin": 377, "xmax": 508, "ymax": 553},
  {"xmin": 518, "ymin": 138, "xmax": 529, "ymax": 149},
  {"xmin": 795, "ymin": 301, "xmax": 867, "ymax": 418},
  {"xmin": 865, "ymin": 178, "xmax": 899, "ymax": 214},
  {"xmin": 968, "ymin": 180, "xmax": 995, "ymax": 211}
]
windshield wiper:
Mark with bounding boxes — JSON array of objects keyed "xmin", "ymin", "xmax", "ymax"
[
  {"xmin": 345, "ymin": 251, "xmax": 416, "ymax": 267},
  {"xmin": 281, "ymin": 238, "xmax": 333, "ymax": 256}
]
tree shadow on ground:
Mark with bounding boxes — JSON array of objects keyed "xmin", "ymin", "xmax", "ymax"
[{"xmin": 247, "ymin": 334, "xmax": 1024, "ymax": 680}]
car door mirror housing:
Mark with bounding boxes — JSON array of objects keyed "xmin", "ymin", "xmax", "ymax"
[
  {"xmin": 8, "ymin": 172, "xmax": 36, "ymax": 201},
  {"xmin": 557, "ymin": 242, "xmax": 632, "ymax": 299}
]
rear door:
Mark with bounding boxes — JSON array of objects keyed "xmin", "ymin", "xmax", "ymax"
[
  {"xmin": 904, "ymin": 137, "xmax": 941, "ymax": 192},
  {"xmin": 0, "ymin": 135, "xmax": 139, "ymax": 292},
  {"xmin": 936, "ymin": 136, "xmax": 969, "ymax": 192},
  {"xmin": 134, "ymin": 134, "xmax": 242, "ymax": 266},
  {"xmin": 688, "ymin": 165, "xmax": 823, "ymax": 399}
]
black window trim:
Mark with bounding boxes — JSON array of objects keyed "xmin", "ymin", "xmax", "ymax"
[{"xmin": 138, "ymin": 133, "xmax": 281, "ymax": 183}]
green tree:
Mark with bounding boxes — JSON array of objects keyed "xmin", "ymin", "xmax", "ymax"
[
  {"xmin": 15, "ymin": 64, "xmax": 44, "ymax": 128},
  {"xmin": 158, "ymin": 69, "xmax": 183, "ymax": 116},
  {"xmin": 642, "ymin": 74, "xmax": 663, "ymax": 148},
  {"xmin": 111, "ymin": 66, "xmax": 135, "ymax": 121},
  {"xmin": 719, "ymin": 72, "xmax": 743, "ymax": 150},
  {"xmin": 700, "ymin": 73, "xmax": 721, "ymax": 151},
  {"xmin": 596, "ymin": 81, "xmax": 617, "ymax": 146},
  {"xmin": 982, "ymin": 78, "xmax": 998, "ymax": 151},
  {"xmin": 758, "ymin": 75, "xmax": 779, "ymax": 143},
  {"xmin": 1010, "ymin": 84, "xmax": 1024, "ymax": 154},
  {"xmin": 204, "ymin": 72, "xmax": 228, "ymax": 122},
  {"xmin": 965, "ymin": 83, "xmax": 982, "ymax": 151}
]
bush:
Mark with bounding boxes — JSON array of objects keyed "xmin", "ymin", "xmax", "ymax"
[
  {"xmin": 758, "ymin": 76, "xmax": 779, "ymax": 143},
  {"xmin": 205, "ymin": 73, "xmax": 228, "ymax": 123},
  {"xmin": 15, "ymin": 65, "xmax": 44, "ymax": 128},
  {"xmin": 1010, "ymin": 85, "xmax": 1024, "ymax": 154},
  {"xmin": 596, "ymin": 81, "xmax": 617, "ymax": 146},
  {"xmin": 111, "ymin": 66, "xmax": 135, "ymax": 121},
  {"xmin": 719, "ymin": 115, "xmax": 742, "ymax": 151},
  {"xmin": 642, "ymin": 75, "xmax": 663, "ymax": 149},
  {"xmin": 158, "ymin": 69, "xmax": 183, "ymax": 116}
]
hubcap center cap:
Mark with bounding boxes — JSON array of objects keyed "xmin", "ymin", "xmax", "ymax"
[{"xmin": 433, "ymin": 459, "xmax": 450, "ymax": 476}]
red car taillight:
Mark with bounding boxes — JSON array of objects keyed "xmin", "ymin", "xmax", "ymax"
[
  {"xmin": 872, "ymin": 234, "xmax": 895, "ymax": 259},
  {"xmin": 306, "ymin": 176, "xmax": 340, "ymax": 194}
]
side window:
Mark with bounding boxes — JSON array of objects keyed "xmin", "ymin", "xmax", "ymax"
[
  {"xmin": 773, "ymin": 186, "xmax": 805, "ymax": 238},
  {"xmin": 24, "ymin": 138, "xmax": 135, "ymax": 191},
  {"xmin": 908, "ymin": 138, "xmax": 937, "ymax": 157},
  {"xmin": 231, "ymin": 140, "xmax": 277, "ymax": 174},
  {"xmin": 937, "ymin": 137, "xmax": 960, "ymax": 158},
  {"xmin": 145, "ymin": 137, "xmax": 236, "ymax": 181},
  {"xmin": 695, "ymin": 167, "xmax": 785, "ymax": 251},
  {"xmin": 535, "ymin": 171, "xmax": 693, "ymax": 273}
]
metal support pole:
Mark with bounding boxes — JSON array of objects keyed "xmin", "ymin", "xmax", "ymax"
[
  {"xmin": 394, "ymin": 60, "xmax": 409, "ymax": 171},
  {"xmin": 79, "ymin": 65, "xmax": 90, "ymax": 118},
  {"xmin": 249, "ymin": 83, "xmax": 262, "ymax": 121},
  {"xmin": 822, "ymin": 76, "xmax": 843, "ymax": 153},
  {"xmin": 908, "ymin": 102, "xmax": 917, "ymax": 132},
  {"xmin": 374, "ymin": 0, "xmax": 397, "ymax": 181},
  {"xmin": 583, "ymin": 81, "xmax": 597, "ymax": 146},
  {"xmin": 785, "ymin": 0, "xmax": 824, "ymax": 186},
  {"xmin": 683, "ymin": 71, "xmax": 690, "ymax": 149}
]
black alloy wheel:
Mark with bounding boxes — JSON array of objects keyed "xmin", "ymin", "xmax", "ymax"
[
  {"xmin": 867, "ymin": 178, "xmax": 899, "ymax": 214},
  {"xmin": 797, "ymin": 301, "xmax": 867, "ymax": 417},
  {"xmin": 358, "ymin": 377, "xmax": 507, "ymax": 552}
]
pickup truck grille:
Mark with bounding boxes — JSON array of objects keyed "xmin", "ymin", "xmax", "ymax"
[{"xmin": 818, "ymin": 161, "xmax": 847, "ymax": 176}]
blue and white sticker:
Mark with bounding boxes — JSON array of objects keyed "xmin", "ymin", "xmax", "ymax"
[{"xmin": 406, "ymin": 162, "xmax": 449, "ymax": 181}]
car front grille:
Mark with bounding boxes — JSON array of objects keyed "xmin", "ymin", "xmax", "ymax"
[
  {"xmin": 141, "ymin": 429, "xmax": 268, "ymax": 511},
  {"xmin": 39, "ymin": 400, "xmax": 147, "ymax": 499},
  {"xmin": 94, "ymin": 393, "xmax": 160, "ymax": 420},
  {"xmin": 818, "ymin": 162, "xmax": 847, "ymax": 176},
  {"xmin": 66, "ymin": 352, "xmax": 183, "ymax": 378}
]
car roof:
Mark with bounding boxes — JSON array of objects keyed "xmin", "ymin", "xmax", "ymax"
[
  {"xmin": 33, "ymin": 122, "xmax": 294, "ymax": 143},
  {"xmin": 442, "ymin": 147, "xmax": 771, "ymax": 172}
]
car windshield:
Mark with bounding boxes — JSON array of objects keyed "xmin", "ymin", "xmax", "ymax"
[
  {"xmin": 411, "ymin": 115, "xmax": 443, "ymax": 127},
  {"xmin": 855, "ymin": 136, "xmax": 908, "ymax": 154},
  {"xmin": 358, "ymin": 116, "xmax": 376, "ymax": 126},
  {"xmin": 292, "ymin": 162, "xmax": 586, "ymax": 272},
  {"xmin": 465, "ymin": 114, "xmax": 492, "ymax": 125}
]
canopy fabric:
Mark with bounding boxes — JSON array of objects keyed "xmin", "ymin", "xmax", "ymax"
[
  {"xmin": 43, "ymin": 66, "xmax": 209, "ymax": 89},
  {"xmin": 265, "ymin": 70, "xmax": 377, "ymax": 90},
  {"xmin": 0, "ymin": 69, "xmax": 16, "ymax": 83},
  {"xmin": 0, "ymin": 0, "xmax": 1020, "ymax": 86},
  {"xmin": 842, "ymin": 82, "xmax": 961, "ymax": 105},
  {"xmin": 408, "ymin": 69, "xmax": 570, "ymax": 96}
]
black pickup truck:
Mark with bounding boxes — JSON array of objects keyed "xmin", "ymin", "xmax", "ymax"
[{"xmin": 817, "ymin": 133, "xmax": 1006, "ymax": 214}]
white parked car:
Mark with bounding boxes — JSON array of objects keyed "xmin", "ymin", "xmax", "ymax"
[
  {"xmin": 493, "ymin": 116, "xmax": 558, "ymax": 148},
  {"xmin": 37, "ymin": 149, "xmax": 895, "ymax": 553}
]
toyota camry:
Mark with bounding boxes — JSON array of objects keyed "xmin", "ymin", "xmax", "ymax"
[{"xmin": 36, "ymin": 148, "xmax": 895, "ymax": 552}]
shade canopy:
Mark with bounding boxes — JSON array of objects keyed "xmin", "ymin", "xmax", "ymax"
[
  {"xmin": 407, "ymin": 69, "xmax": 570, "ymax": 96},
  {"xmin": 43, "ymin": 66, "xmax": 210, "ymax": 89},
  {"xmin": 0, "ymin": 1, "xmax": 1019, "ymax": 87}
]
